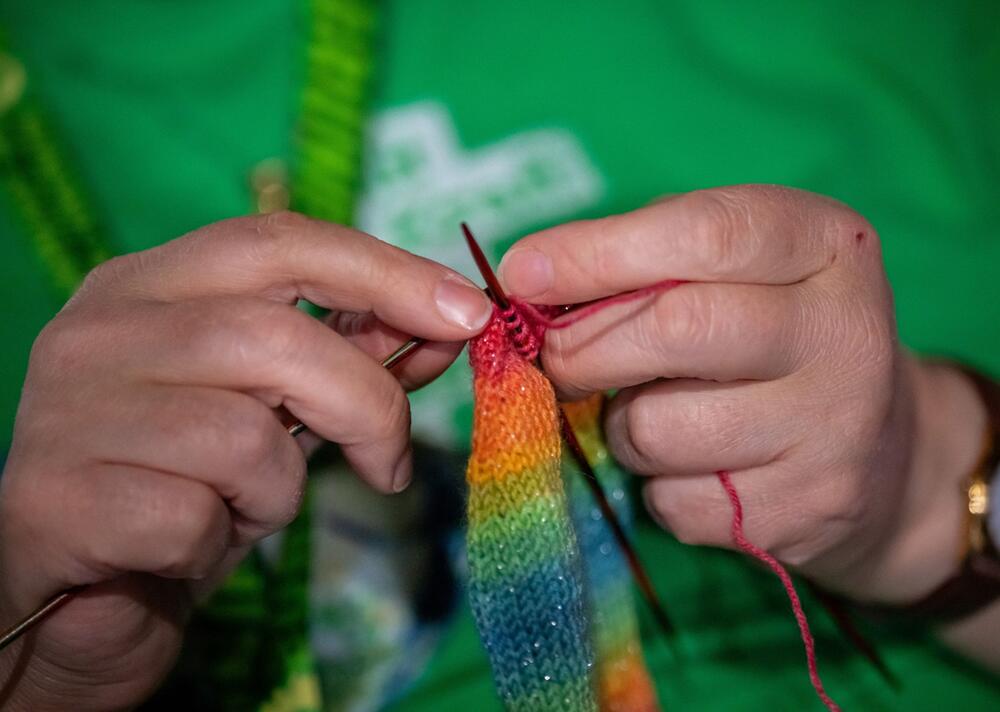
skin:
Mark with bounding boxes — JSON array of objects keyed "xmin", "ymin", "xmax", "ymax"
[
  {"xmin": 0, "ymin": 186, "xmax": 995, "ymax": 708},
  {"xmin": 498, "ymin": 185, "xmax": 998, "ymax": 672},
  {"xmin": 0, "ymin": 211, "xmax": 493, "ymax": 710}
]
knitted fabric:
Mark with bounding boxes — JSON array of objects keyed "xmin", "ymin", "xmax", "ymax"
[
  {"xmin": 563, "ymin": 397, "xmax": 659, "ymax": 712},
  {"xmin": 465, "ymin": 291, "xmax": 839, "ymax": 712},
  {"xmin": 466, "ymin": 311, "xmax": 599, "ymax": 711},
  {"xmin": 466, "ymin": 309, "xmax": 662, "ymax": 711}
]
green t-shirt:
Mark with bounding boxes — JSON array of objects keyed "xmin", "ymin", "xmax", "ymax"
[{"xmin": 1, "ymin": 1, "xmax": 998, "ymax": 710}]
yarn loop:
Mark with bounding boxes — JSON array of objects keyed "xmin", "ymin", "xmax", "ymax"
[{"xmin": 464, "ymin": 279, "xmax": 840, "ymax": 711}]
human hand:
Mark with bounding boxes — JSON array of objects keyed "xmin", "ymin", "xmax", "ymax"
[
  {"xmin": 499, "ymin": 185, "xmax": 985, "ymax": 605},
  {"xmin": 0, "ymin": 212, "xmax": 492, "ymax": 710}
]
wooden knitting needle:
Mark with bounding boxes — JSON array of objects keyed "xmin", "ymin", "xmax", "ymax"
[
  {"xmin": 558, "ymin": 412, "xmax": 676, "ymax": 639},
  {"xmin": 461, "ymin": 222, "xmax": 510, "ymax": 311},
  {"xmin": 461, "ymin": 222, "xmax": 676, "ymax": 641}
]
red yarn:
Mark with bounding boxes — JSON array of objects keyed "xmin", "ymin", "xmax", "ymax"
[
  {"xmin": 501, "ymin": 279, "xmax": 686, "ymax": 361},
  {"xmin": 716, "ymin": 471, "xmax": 840, "ymax": 712},
  {"xmin": 497, "ymin": 279, "xmax": 840, "ymax": 709}
]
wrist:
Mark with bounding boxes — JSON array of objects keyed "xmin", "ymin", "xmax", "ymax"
[{"xmin": 863, "ymin": 356, "xmax": 988, "ymax": 604}]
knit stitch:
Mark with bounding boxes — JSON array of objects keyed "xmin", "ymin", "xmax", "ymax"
[
  {"xmin": 563, "ymin": 397, "xmax": 660, "ymax": 712},
  {"xmin": 466, "ymin": 311, "xmax": 599, "ymax": 711}
]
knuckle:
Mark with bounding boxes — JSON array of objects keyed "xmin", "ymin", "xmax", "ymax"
[
  {"xmin": 582, "ymin": 218, "xmax": 630, "ymax": 291},
  {"xmin": 256, "ymin": 210, "xmax": 311, "ymax": 243},
  {"xmin": 195, "ymin": 301, "xmax": 307, "ymax": 372},
  {"xmin": 243, "ymin": 211, "xmax": 311, "ymax": 267},
  {"xmin": 651, "ymin": 395, "xmax": 699, "ymax": 444},
  {"xmin": 223, "ymin": 402, "xmax": 285, "ymax": 470},
  {"xmin": 370, "ymin": 381, "xmax": 410, "ymax": 441},
  {"xmin": 825, "ymin": 206, "xmax": 879, "ymax": 247},
  {"xmin": 652, "ymin": 288, "xmax": 714, "ymax": 355},
  {"xmin": 162, "ymin": 488, "xmax": 227, "ymax": 578},
  {"xmin": 211, "ymin": 403, "xmax": 306, "ymax": 537},
  {"xmin": 248, "ymin": 303, "xmax": 310, "ymax": 365},
  {"xmin": 685, "ymin": 397, "xmax": 742, "ymax": 452},
  {"xmin": 623, "ymin": 399, "xmax": 666, "ymax": 472},
  {"xmin": 29, "ymin": 314, "xmax": 97, "ymax": 376},
  {"xmin": 75, "ymin": 255, "xmax": 132, "ymax": 297},
  {"xmin": 685, "ymin": 189, "xmax": 756, "ymax": 275},
  {"xmin": 30, "ymin": 318, "xmax": 74, "ymax": 364}
]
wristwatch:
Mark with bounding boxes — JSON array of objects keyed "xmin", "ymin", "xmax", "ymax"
[{"xmin": 894, "ymin": 365, "xmax": 1000, "ymax": 621}]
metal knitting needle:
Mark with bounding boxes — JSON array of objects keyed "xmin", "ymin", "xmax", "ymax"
[
  {"xmin": 461, "ymin": 222, "xmax": 676, "ymax": 642},
  {"xmin": 284, "ymin": 336, "xmax": 427, "ymax": 435},
  {"xmin": 0, "ymin": 335, "xmax": 429, "ymax": 653},
  {"xmin": 3, "ymin": 226, "xmax": 517, "ymax": 651},
  {"xmin": 0, "ymin": 590, "xmax": 77, "ymax": 651}
]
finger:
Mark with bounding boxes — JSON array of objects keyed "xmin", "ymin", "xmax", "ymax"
[
  {"xmin": 109, "ymin": 297, "xmax": 413, "ymax": 492},
  {"xmin": 542, "ymin": 281, "xmax": 815, "ymax": 401},
  {"xmin": 24, "ymin": 574, "xmax": 190, "ymax": 676},
  {"xmin": 187, "ymin": 544, "xmax": 253, "ymax": 603},
  {"xmin": 642, "ymin": 463, "xmax": 845, "ymax": 564},
  {"xmin": 604, "ymin": 379, "xmax": 802, "ymax": 478},
  {"xmin": 326, "ymin": 311, "xmax": 466, "ymax": 391},
  {"xmin": 1, "ymin": 464, "xmax": 231, "ymax": 609},
  {"xmin": 642, "ymin": 473, "xmax": 742, "ymax": 551},
  {"xmin": 80, "ymin": 211, "xmax": 492, "ymax": 340},
  {"xmin": 499, "ymin": 185, "xmax": 869, "ymax": 303},
  {"xmin": 59, "ymin": 384, "xmax": 307, "ymax": 543}
]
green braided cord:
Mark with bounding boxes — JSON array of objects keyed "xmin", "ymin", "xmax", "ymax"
[
  {"xmin": 0, "ymin": 46, "xmax": 112, "ymax": 298},
  {"xmin": 290, "ymin": 0, "xmax": 375, "ymax": 226}
]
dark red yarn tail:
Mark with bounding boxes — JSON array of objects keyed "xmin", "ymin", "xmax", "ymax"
[{"xmin": 716, "ymin": 471, "xmax": 841, "ymax": 712}]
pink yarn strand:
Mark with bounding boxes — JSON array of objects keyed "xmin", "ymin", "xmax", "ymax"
[
  {"xmin": 716, "ymin": 471, "xmax": 840, "ymax": 712},
  {"xmin": 517, "ymin": 279, "xmax": 686, "ymax": 331},
  {"xmin": 497, "ymin": 277, "xmax": 841, "ymax": 708}
]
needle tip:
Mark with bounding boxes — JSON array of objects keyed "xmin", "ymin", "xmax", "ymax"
[{"xmin": 461, "ymin": 223, "xmax": 509, "ymax": 309}]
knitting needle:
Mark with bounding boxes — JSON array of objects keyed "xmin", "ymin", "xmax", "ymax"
[
  {"xmin": 0, "ymin": 335, "xmax": 429, "ymax": 653},
  {"xmin": 3, "ymin": 224, "xmax": 672, "ymax": 655},
  {"xmin": 461, "ymin": 222, "xmax": 510, "ymax": 311},
  {"xmin": 461, "ymin": 222, "xmax": 676, "ymax": 642},
  {"xmin": 0, "ymin": 589, "xmax": 77, "ymax": 651},
  {"xmin": 558, "ymin": 411, "xmax": 676, "ymax": 639},
  {"xmin": 284, "ymin": 335, "xmax": 427, "ymax": 435}
]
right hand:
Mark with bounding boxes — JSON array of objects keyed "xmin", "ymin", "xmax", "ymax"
[{"xmin": 0, "ymin": 212, "xmax": 492, "ymax": 710}]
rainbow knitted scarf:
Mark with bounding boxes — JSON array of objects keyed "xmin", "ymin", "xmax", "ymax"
[{"xmin": 465, "ymin": 309, "xmax": 660, "ymax": 711}]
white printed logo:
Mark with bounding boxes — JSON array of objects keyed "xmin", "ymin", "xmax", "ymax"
[{"xmin": 356, "ymin": 102, "xmax": 604, "ymax": 277}]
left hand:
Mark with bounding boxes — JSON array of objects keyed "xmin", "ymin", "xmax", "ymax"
[{"xmin": 499, "ymin": 185, "xmax": 984, "ymax": 604}]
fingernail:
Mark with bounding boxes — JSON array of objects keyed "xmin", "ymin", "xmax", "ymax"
[
  {"xmin": 498, "ymin": 249, "xmax": 553, "ymax": 298},
  {"xmin": 391, "ymin": 450, "xmax": 413, "ymax": 493},
  {"xmin": 434, "ymin": 277, "xmax": 492, "ymax": 331}
]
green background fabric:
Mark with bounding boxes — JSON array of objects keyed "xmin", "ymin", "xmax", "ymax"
[{"xmin": 1, "ymin": 0, "xmax": 999, "ymax": 709}]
